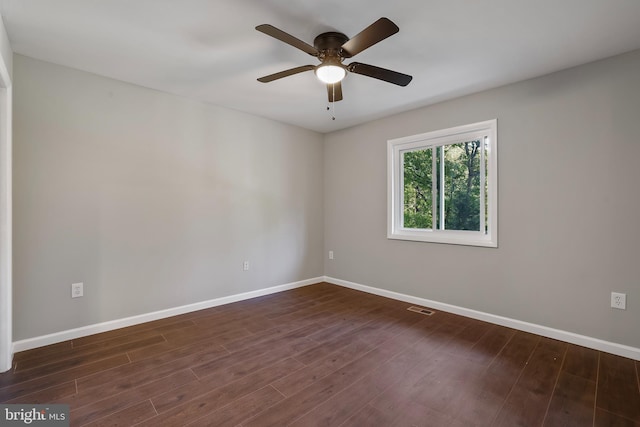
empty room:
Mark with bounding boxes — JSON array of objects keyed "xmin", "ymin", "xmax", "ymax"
[{"xmin": 0, "ymin": 1, "xmax": 639, "ymax": 426}]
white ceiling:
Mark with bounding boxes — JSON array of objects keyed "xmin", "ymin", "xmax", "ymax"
[{"xmin": 1, "ymin": 0, "xmax": 640, "ymax": 133}]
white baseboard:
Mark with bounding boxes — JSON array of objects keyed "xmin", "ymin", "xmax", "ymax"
[
  {"xmin": 12, "ymin": 277, "xmax": 322, "ymax": 353},
  {"xmin": 324, "ymin": 276, "xmax": 640, "ymax": 361},
  {"xmin": 13, "ymin": 275, "xmax": 640, "ymax": 362}
]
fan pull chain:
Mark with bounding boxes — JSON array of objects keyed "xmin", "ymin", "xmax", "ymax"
[
  {"xmin": 326, "ymin": 104, "xmax": 336, "ymax": 121},
  {"xmin": 332, "ymin": 84, "xmax": 336, "ymax": 120},
  {"xmin": 331, "ymin": 96, "xmax": 336, "ymax": 121},
  {"xmin": 326, "ymin": 84, "xmax": 337, "ymax": 121}
]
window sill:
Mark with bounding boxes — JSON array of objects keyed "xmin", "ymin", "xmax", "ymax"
[{"xmin": 388, "ymin": 229, "xmax": 497, "ymax": 248}]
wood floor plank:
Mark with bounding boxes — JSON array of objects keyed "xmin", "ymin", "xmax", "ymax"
[
  {"xmin": 12, "ymin": 335, "xmax": 165, "ymax": 379},
  {"xmin": 190, "ymin": 335, "xmax": 308, "ymax": 380},
  {"xmin": 189, "ymin": 308, "xmax": 267, "ymax": 332},
  {"xmin": 12, "ymin": 341, "xmax": 74, "ymax": 364},
  {"xmin": 398, "ymin": 350, "xmax": 501, "ymax": 424},
  {"xmin": 185, "ymin": 386, "xmax": 284, "ymax": 427},
  {"xmin": 205, "ymin": 336, "xmax": 312, "ymax": 382},
  {"xmin": 220, "ymin": 322, "xmax": 316, "ymax": 354},
  {"xmin": 597, "ymin": 352, "xmax": 640, "ymax": 423},
  {"xmin": 273, "ymin": 338, "xmax": 373, "ymax": 397},
  {"xmin": 482, "ymin": 330, "xmax": 540, "ymax": 399},
  {"xmin": 157, "ymin": 338, "xmax": 313, "ymax": 412},
  {"xmin": 69, "ymin": 369, "xmax": 197, "ymax": 425},
  {"xmin": 262, "ymin": 291, "xmax": 351, "ymax": 319},
  {"xmin": 16, "ymin": 333, "xmax": 164, "ymax": 372},
  {"xmin": 437, "ymin": 318, "xmax": 493, "ymax": 358},
  {"xmin": 4, "ymin": 381, "xmax": 76, "ymax": 404},
  {"xmin": 358, "ymin": 323, "xmax": 467, "ymax": 409},
  {"xmin": 595, "ymin": 408, "xmax": 640, "ymax": 427},
  {"xmin": 128, "ymin": 328, "xmax": 248, "ymax": 364},
  {"xmin": 70, "ymin": 316, "xmax": 198, "ymax": 348},
  {"xmin": 563, "ymin": 343, "xmax": 599, "ymax": 381},
  {"xmin": 493, "ymin": 337, "xmax": 567, "ymax": 427},
  {"xmin": 195, "ymin": 313, "xmax": 279, "ymax": 335},
  {"xmin": 303, "ymin": 306, "xmax": 385, "ymax": 343},
  {"xmin": 391, "ymin": 404, "xmax": 456, "ymax": 427},
  {"xmin": 233, "ymin": 285, "xmax": 343, "ymax": 319},
  {"xmin": 293, "ymin": 328, "xmax": 370, "ymax": 366},
  {"xmin": 340, "ymin": 403, "xmax": 398, "ymax": 427},
  {"xmin": 253, "ymin": 303, "xmax": 357, "ymax": 336},
  {"xmin": 464, "ymin": 325, "xmax": 516, "ymax": 367},
  {"xmin": 288, "ymin": 323, "xmax": 447, "ymax": 427},
  {"xmin": 243, "ymin": 325, "xmax": 421, "ymax": 427},
  {"xmin": 71, "ymin": 329, "xmax": 165, "ymax": 353},
  {"xmin": 543, "ymin": 371, "xmax": 596, "ymax": 427},
  {"xmin": 75, "ymin": 343, "xmax": 227, "ymax": 394},
  {"xmin": 0, "ymin": 354, "xmax": 130, "ymax": 402},
  {"xmin": 83, "ymin": 399, "xmax": 157, "ymax": 427},
  {"xmin": 161, "ymin": 325, "xmax": 253, "ymax": 350},
  {"xmin": 142, "ymin": 357, "xmax": 304, "ymax": 426},
  {"xmin": 127, "ymin": 337, "xmax": 217, "ymax": 364}
]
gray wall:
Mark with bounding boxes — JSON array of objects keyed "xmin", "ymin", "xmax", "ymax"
[
  {"xmin": 13, "ymin": 55, "xmax": 324, "ymax": 340},
  {"xmin": 324, "ymin": 50, "xmax": 640, "ymax": 348}
]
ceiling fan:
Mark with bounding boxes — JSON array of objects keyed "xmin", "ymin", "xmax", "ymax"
[{"xmin": 256, "ymin": 18, "xmax": 412, "ymax": 102}]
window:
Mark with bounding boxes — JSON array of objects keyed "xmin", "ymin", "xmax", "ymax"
[{"xmin": 387, "ymin": 120, "xmax": 497, "ymax": 247}]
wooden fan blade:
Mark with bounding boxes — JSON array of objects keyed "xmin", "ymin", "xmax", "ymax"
[
  {"xmin": 341, "ymin": 18, "xmax": 399, "ymax": 58},
  {"xmin": 256, "ymin": 24, "xmax": 318, "ymax": 56},
  {"xmin": 327, "ymin": 82, "xmax": 343, "ymax": 102},
  {"xmin": 348, "ymin": 62, "xmax": 412, "ymax": 86},
  {"xmin": 257, "ymin": 65, "xmax": 315, "ymax": 83}
]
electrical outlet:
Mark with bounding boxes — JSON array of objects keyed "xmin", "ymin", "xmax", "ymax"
[
  {"xmin": 611, "ymin": 292, "xmax": 626, "ymax": 310},
  {"xmin": 329, "ymin": 251, "xmax": 334, "ymax": 260},
  {"xmin": 71, "ymin": 282, "xmax": 83, "ymax": 298},
  {"xmin": 243, "ymin": 261, "xmax": 249, "ymax": 271}
]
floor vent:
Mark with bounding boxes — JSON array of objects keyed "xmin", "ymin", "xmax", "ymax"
[{"xmin": 407, "ymin": 306, "xmax": 435, "ymax": 316}]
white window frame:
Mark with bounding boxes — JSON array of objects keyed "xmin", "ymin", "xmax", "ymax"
[{"xmin": 387, "ymin": 119, "xmax": 498, "ymax": 247}]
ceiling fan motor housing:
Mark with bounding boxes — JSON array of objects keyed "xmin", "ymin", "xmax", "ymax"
[{"xmin": 313, "ymin": 32, "xmax": 349, "ymax": 64}]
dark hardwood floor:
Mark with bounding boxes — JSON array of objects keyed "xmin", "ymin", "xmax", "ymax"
[{"xmin": 1, "ymin": 283, "xmax": 639, "ymax": 426}]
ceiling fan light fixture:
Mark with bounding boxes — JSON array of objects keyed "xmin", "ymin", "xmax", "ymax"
[{"xmin": 315, "ymin": 64, "xmax": 346, "ymax": 84}]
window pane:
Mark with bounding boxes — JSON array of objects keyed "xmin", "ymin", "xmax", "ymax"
[
  {"xmin": 403, "ymin": 149, "xmax": 432, "ymax": 229},
  {"xmin": 484, "ymin": 137, "xmax": 489, "ymax": 234},
  {"xmin": 436, "ymin": 146, "xmax": 442, "ymax": 230},
  {"xmin": 443, "ymin": 141, "xmax": 481, "ymax": 231}
]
